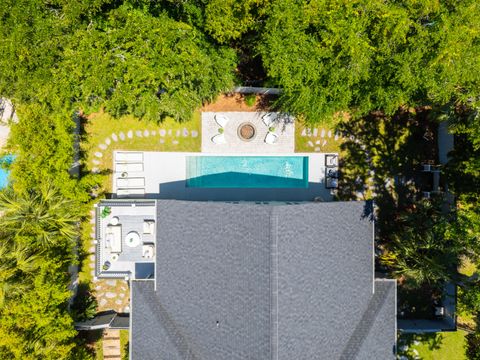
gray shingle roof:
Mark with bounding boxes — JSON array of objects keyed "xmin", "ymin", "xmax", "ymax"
[{"xmin": 131, "ymin": 200, "xmax": 396, "ymax": 359}]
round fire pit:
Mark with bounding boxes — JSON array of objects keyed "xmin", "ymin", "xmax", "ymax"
[{"xmin": 237, "ymin": 122, "xmax": 256, "ymax": 142}]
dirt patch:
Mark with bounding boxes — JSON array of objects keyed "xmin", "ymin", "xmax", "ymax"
[{"xmin": 202, "ymin": 93, "xmax": 274, "ymax": 112}]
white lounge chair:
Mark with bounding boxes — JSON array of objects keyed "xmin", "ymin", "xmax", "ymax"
[
  {"xmin": 262, "ymin": 113, "xmax": 277, "ymax": 127},
  {"xmin": 105, "ymin": 224, "xmax": 122, "ymax": 253},
  {"xmin": 115, "ymin": 151, "xmax": 143, "ymax": 163},
  {"xmin": 117, "ymin": 188, "xmax": 145, "ymax": 196},
  {"xmin": 264, "ymin": 132, "xmax": 278, "ymax": 144},
  {"xmin": 115, "ymin": 162, "xmax": 143, "ymax": 172},
  {"xmin": 143, "ymin": 220, "xmax": 155, "ymax": 234},
  {"xmin": 212, "ymin": 133, "xmax": 226, "ymax": 144},
  {"xmin": 142, "ymin": 244, "xmax": 155, "ymax": 259},
  {"xmin": 117, "ymin": 177, "xmax": 145, "ymax": 188},
  {"xmin": 214, "ymin": 114, "xmax": 229, "ymax": 128}
]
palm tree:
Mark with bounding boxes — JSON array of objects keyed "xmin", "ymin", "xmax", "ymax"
[{"xmin": 0, "ymin": 186, "xmax": 79, "ymax": 248}]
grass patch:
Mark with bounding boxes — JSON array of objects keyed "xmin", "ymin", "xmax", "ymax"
[
  {"xmin": 120, "ymin": 330, "xmax": 129, "ymax": 360},
  {"xmin": 399, "ymin": 331, "xmax": 467, "ymax": 359},
  {"xmin": 83, "ymin": 111, "xmax": 201, "ymax": 191},
  {"xmin": 295, "ymin": 122, "xmax": 342, "ymax": 153}
]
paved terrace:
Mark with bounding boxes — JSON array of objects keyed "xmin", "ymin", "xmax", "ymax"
[
  {"xmin": 112, "ymin": 151, "xmax": 335, "ymax": 201},
  {"xmin": 201, "ymin": 112, "xmax": 295, "ymax": 153}
]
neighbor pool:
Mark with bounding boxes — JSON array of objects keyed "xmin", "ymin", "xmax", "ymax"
[
  {"xmin": 186, "ymin": 156, "xmax": 309, "ymax": 188},
  {"xmin": 0, "ymin": 155, "xmax": 13, "ymax": 189}
]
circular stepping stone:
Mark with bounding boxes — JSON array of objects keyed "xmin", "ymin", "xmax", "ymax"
[
  {"xmin": 172, "ymin": 140, "xmax": 179, "ymax": 145},
  {"xmin": 99, "ymin": 144, "xmax": 107, "ymax": 150},
  {"xmin": 328, "ymin": 130, "xmax": 332, "ymax": 138},
  {"xmin": 119, "ymin": 132, "xmax": 125, "ymax": 140},
  {"xmin": 167, "ymin": 130, "xmax": 172, "ymax": 135},
  {"xmin": 159, "ymin": 139, "xmax": 165, "ymax": 144},
  {"xmin": 314, "ymin": 147, "xmax": 321, "ymax": 152},
  {"xmin": 94, "ymin": 152, "xmax": 103, "ymax": 158},
  {"xmin": 191, "ymin": 130, "xmax": 198, "ymax": 138},
  {"xmin": 135, "ymin": 130, "xmax": 142, "ymax": 137},
  {"xmin": 175, "ymin": 130, "xmax": 180, "ymax": 137},
  {"xmin": 151, "ymin": 130, "xmax": 156, "ymax": 136},
  {"xmin": 159, "ymin": 129, "xmax": 166, "ymax": 137},
  {"xmin": 321, "ymin": 129, "xmax": 326, "ymax": 138},
  {"xmin": 127, "ymin": 130, "xmax": 133, "ymax": 139},
  {"xmin": 115, "ymin": 299, "xmax": 123, "ymax": 305},
  {"xmin": 143, "ymin": 130, "xmax": 150, "ymax": 137},
  {"xmin": 315, "ymin": 140, "xmax": 321, "ymax": 145},
  {"xmin": 106, "ymin": 292, "xmax": 116, "ymax": 298},
  {"xmin": 106, "ymin": 279, "xmax": 117, "ymax": 286},
  {"xmin": 307, "ymin": 141, "xmax": 314, "ymax": 147},
  {"xmin": 301, "ymin": 128, "xmax": 307, "ymax": 137},
  {"xmin": 99, "ymin": 298, "xmax": 108, "ymax": 307},
  {"xmin": 111, "ymin": 133, "xmax": 118, "ymax": 142},
  {"xmin": 105, "ymin": 138, "xmax": 111, "ymax": 145},
  {"xmin": 182, "ymin": 128, "xmax": 189, "ymax": 137},
  {"xmin": 92, "ymin": 159, "xmax": 100, "ymax": 165},
  {"xmin": 119, "ymin": 293, "xmax": 125, "ymax": 298}
]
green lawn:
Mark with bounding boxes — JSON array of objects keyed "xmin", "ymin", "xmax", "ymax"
[
  {"xmin": 399, "ymin": 331, "xmax": 467, "ymax": 359},
  {"xmin": 295, "ymin": 122, "xmax": 342, "ymax": 153},
  {"xmin": 83, "ymin": 111, "xmax": 201, "ymax": 191},
  {"xmin": 120, "ymin": 330, "xmax": 129, "ymax": 360}
]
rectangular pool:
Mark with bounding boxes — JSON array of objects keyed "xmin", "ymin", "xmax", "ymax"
[{"xmin": 186, "ymin": 156, "xmax": 309, "ymax": 188}]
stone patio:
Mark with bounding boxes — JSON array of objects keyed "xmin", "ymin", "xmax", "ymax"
[{"xmin": 201, "ymin": 112, "xmax": 295, "ymax": 153}]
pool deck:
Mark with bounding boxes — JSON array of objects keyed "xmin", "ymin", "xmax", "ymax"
[
  {"xmin": 201, "ymin": 112, "xmax": 295, "ymax": 153},
  {"xmin": 112, "ymin": 151, "xmax": 335, "ymax": 202}
]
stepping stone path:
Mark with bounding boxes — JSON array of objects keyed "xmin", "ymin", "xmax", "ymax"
[
  {"xmin": 127, "ymin": 130, "xmax": 133, "ymax": 139},
  {"xmin": 135, "ymin": 130, "xmax": 142, "ymax": 137},
  {"xmin": 92, "ymin": 167, "xmax": 99, "ymax": 173},
  {"xmin": 321, "ymin": 129, "xmax": 326, "ymax": 138},
  {"xmin": 159, "ymin": 129, "xmax": 166, "ymax": 136},
  {"xmin": 94, "ymin": 152, "xmax": 103, "ymax": 158},
  {"xmin": 119, "ymin": 132, "xmax": 125, "ymax": 140},
  {"xmin": 307, "ymin": 141, "xmax": 314, "ymax": 147},
  {"xmin": 103, "ymin": 329, "xmax": 121, "ymax": 360},
  {"xmin": 172, "ymin": 140, "xmax": 179, "ymax": 145},
  {"xmin": 111, "ymin": 133, "xmax": 118, "ymax": 142},
  {"xmin": 315, "ymin": 140, "xmax": 321, "ymax": 145},
  {"xmin": 175, "ymin": 130, "xmax": 180, "ymax": 137},
  {"xmin": 183, "ymin": 128, "xmax": 189, "ymax": 137},
  {"xmin": 99, "ymin": 298, "xmax": 108, "ymax": 307},
  {"xmin": 159, "ymin": 139, "xmax": 165, "ymax": 144},
  {"xmin": 143, "ymin": 130, "xmax": 149, "ymax": 137},
  {"xmin": 168, "ymin": 130, "xmax": 172, "ymax": 135},
  {"xmin": 328, "ymin": 130, "xmax": 332, "ymax": 138},
  {"xmin": 106, "ymin": 292, "xmax": 116, "ymax": 298},
  {"xmin": 151, "ymin": 130, "xmax": 156, "ymax": 136},
  {"xmin": 99, "ymin": 143, "xmax": 107, "ymax": 150},
  {"xmin": 315, "ymin": 147, "xmax": 321, "ymax": 152},
  {"xmin": 191, "ymin": 130, "xmax": 198, "ymax": 138},
  {"xmin": 313, "ymin": 128, "xmax": 318, "ymax": 137},
  {"xmin": 92, "ymin": 159, "xmax": 100, "ymax": 165},
  {"xmin": 105, "ymin": 138, "xmax": 111, "ymax": 145},
  {"xmin": 301, "ymin": 128, "xmax": 307, "ymax": 136}
]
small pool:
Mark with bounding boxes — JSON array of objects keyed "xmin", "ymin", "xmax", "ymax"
[
  {"xmin": 186, "ymin": 156, "xmax": 309, "ymax": 188},
  {"xmin": 0, "ymin": 155, "xmax": 13, "ymax": 189}
]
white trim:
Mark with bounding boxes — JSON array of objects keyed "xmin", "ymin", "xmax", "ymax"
[{"xmin": 129, "ymin": 279, "xmax": 133, "ymax": 360}]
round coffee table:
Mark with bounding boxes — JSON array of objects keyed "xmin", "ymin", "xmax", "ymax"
[
  {"xmin": 125, "ymin": 231, "xmax": 141, "ymax": 247},
  {"xmin": 237, "ymin": 122, "xmax": 256, "ymax": 142}
]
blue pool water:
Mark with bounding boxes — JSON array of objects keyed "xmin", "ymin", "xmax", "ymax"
[
  {"xmin": 186, "ymin": 156, "xmax": 309, "ymax": 188},
  {"xmin": 0, "ymin": 155, "xmax": 14, "ymax": 189}
]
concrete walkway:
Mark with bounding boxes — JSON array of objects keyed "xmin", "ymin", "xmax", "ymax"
[{"xmin": 102, "ymin": 329, "xmax": 121, "ymax": 359}]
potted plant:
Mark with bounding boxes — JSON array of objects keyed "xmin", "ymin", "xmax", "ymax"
[
  {"xmin": 218, "ymin": 128, "xmax": 224, "ymax": 134},
  {"xmin": 101, "ymin": 206, "xmax": 111, "ymax": 218},
  {"xmin": 269, "ymin": 126, "xmax": 276, "ymax": 133}
]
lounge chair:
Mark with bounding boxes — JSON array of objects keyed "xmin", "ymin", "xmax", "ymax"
[
  {"xmin": 214, "ymin": 114, "xmax": 229, "ymax": 128},
  {"xmin": 105, "ymin": 224, "xmax": 122, "ymax": 253},
  {"xmin": 117, "ymin": 188, "xmax": 145, "ymax": 197},
  {"xmin": 262, "ymin": 113, "xmax": 277, "ymax": 127},
  {"xmin": 264, "ymin": 132, "xmax": 278, "ymax": 144},
  {"xmin": 143, "ymin": 220, "xmax": 155, "ymax": 234},
  {"xmin": 212, "ymin": 133, "xmax": 226, "ymax": 144},
  {"xmin": 116, "ymin": 177, "xmax": 145, "ymax": 188},
  {"xmin": 142, "ymin": 243, "xmax": 155, "ymax": 259},
  {"xmin": 115, "ymin": 151, "xmax": 143, "ymax": 163},
  {"xmin": 115, "ymin": 162, "xmax": 143, "ymax": 173}
]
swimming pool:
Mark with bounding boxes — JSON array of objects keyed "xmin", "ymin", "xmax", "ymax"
[
  {"xmin": 0, "ymin": 155, "xmax": 13, "ymax": 189},
  {"xmin": 186, "ymin": 156, "xmax": 309, "ymax": 188}
]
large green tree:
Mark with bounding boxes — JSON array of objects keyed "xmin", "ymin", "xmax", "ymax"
[{"xmin": 258, "ymin": 0, "xmax": 480, "ymax": 123}]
